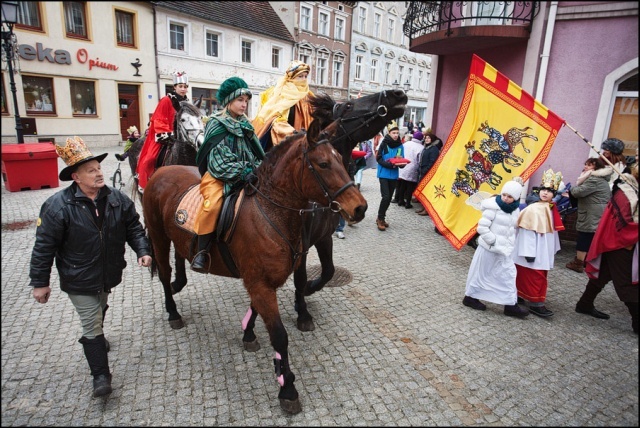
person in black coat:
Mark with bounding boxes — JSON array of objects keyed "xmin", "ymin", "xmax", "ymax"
[
  {"xmin": 415, "ymin": 132, "xmax": 443, "ymax": 215},
  {"xmin": 30, "ymin": 136, "xmax": 151, "ymax": 398}
]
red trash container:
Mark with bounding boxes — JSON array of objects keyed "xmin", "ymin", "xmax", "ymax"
[{"xmin": 1, "ymin": 143, "xmax": 59, "ymax": 192}]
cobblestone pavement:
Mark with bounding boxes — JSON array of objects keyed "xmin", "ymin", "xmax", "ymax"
[{"xmin": 2, "ymin": 144, "xmax": 638, "ymax": 426}]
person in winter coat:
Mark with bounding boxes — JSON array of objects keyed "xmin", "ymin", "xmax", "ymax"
[
  {"xmin": 600, "ymin": 138, "xmax": 627, "ymax": 189},
  {"xmin": 375, "ymin": 122, "xmax": 405, "ymax": 231},
  {"xmin": 565, "ymin": 157, "xmax": 612, "ymax": 273},
  {"xmin": 513, "ymin": 168, "xmax": 565, "ymax": 318},
  {"xmin": 463, "ymin": 178, "xmax": 529, "ymax": 318},
  {"xmin": 30, "ymin": 137, "xmax": 152, "ymax": 398},
  {"xmin": 136, "ymin": 71, "xmax": 190, "ymax": 191},
  {"xmin": 353, "ymin": 139, "xmax": 374, "ymax": 190},
  {"xmin": 396, "ymin": 131, "xmax": 424, "ymax": 209},
  {"xmin": 415, "ymin": 132, "xmax": 443, "ymax": 216},
  {"xmin": 577, "ymin": 164, "xmax": 638, "ymax": 332}
]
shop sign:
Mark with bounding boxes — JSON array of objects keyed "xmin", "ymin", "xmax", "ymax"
[{"xmin": 17, "ymin": 43, "xmax": 119, "ymax": 71}]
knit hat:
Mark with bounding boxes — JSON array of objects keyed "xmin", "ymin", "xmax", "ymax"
[
  {"xmin": 601, "ymin": 138, "xmax": 625, "ymax": 155},
  {"xmin": 56, "ymin": 136, "xmax": 108, "ymax": 181},
  {"xmin": 217, "ymin": 76, "xmax": 252, "ymax": 107},
  {"xmin": 412, "ymin": 131, "xmax": 424, "ymax": 141},
  {"xmin": 387, "ymin": 120, "xmax": 399, "ymax": 132},
  {"xmin": 285, "ymin": 60, "xmax": 310, "ymax": 79},
  {"xmin": 501, "ymin": 177, "xmax": 524, "ymax": 200},
  {"xmin": 173, "ymin": 71, "xmax": 188, "ymax": 86}
]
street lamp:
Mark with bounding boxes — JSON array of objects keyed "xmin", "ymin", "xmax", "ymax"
[
  {"xmin": 392, "ymin": 80, "xmax": 399, "ymax": 90},
  {"xmin": 403, "ymin": 80, "xmax": 411, "ymax": 92},
  {"xmin": 1, "ymin": 1, "xmax": 24, "ymax": 143}
]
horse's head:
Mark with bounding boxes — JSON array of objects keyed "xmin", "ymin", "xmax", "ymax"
[
  {"xmin": 309, "ymin": 90, "xmax": 407, "ymax": 167},
  {"xmin": 175, "ymin": 101, "xmax": 205, "ymax": 148}
]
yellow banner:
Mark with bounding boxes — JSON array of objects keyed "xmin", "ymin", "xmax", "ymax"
[{"xmin": 415, "ymin": 55, "xmax": 565, "ymax": 250}]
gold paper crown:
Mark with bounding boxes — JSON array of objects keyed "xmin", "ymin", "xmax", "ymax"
[
  {"xmin": 540, "ymin": 168, "xmax": 563, "ymax": 191},
  {"xmin": 387, "ymin": 120, "xmax": 398, "ymax": 131},
  {"xmin": 55, "ymin": 136, "xmax": 94, "ymax": 167},
  {"xmin": 127, "ymin": 125, "xmax": 138, "ymax": 135}
]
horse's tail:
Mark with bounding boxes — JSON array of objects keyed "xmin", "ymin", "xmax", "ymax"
[{"xmin": 146, "ymin": 229, "xmax": 157, "ymax": 279}]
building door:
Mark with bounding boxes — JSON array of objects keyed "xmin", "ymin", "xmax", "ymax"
[{"xmin": 118, "ymin": 84, "xmax": 140, "ymax": 140}]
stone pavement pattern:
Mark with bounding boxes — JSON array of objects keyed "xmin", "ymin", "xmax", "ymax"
[{"xmin": 1, "ymin": 145, "xmax": 638, "ymax": 426}]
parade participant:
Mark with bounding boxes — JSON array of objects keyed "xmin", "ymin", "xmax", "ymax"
[
  {"xmin": 191, "ymin": 77, "xmax": 265, "ymax": 273},
  {"xmin": 252, "ymin": 60, "xmax": 314, "ymax": 149},
  {"xmin": 136, "ymin": 71, "xmax": 190, "ymax": 191},
  {"xmin": 463, "ymin": 178, "xmax": 529, "ymax": 318},
  {"xmin": 375, "ymin": 121, "xmax": 405, "ymax": 231},
  {"xmin": 415, "ymin": 132, "xmax": 443, "ymax": 216},
  {"xmin": 114, "ymin": 125, "xmax": 141, "ymax": 162},
  {"xmin": 600, "ymin": 138, "xmax": 627, "ymax": 189},
  {"xmin": 29, "ymin": 136, "xmax": 152, "ymax": 398},
  {"xmin": 512, "ymin": 169, "xmax": 564, "ymax": 317},
  {"xmin": 396, "ymin": 131, "xmax": 424, "ymax": 209},
  {"xmin": 576, "ymin": 164, "xmax": 638, "ymax": 332}
]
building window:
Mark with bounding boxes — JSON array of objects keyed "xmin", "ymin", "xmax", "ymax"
[
  {"xmin": 370, "ymin": 59, "xmax": 378, "ymax": 83},
  {"xmin": 407, "ymin": 68, "xmax": 413, "ymax": 88},
  {"xmin": 70, "ymin": 80, "xmax": 96, "ymax": 116},
  {"xmin": 608, "ymin": 73, "xmax": 638, "ymax": 156},
  {"xmin": 22, "ymin": 75, "xmax": 56, "ymax": 115},
  {"xmin": 17, "ymin": 1, "xmax": 42, "ymax": 30},
  {"xmin": 384, "ymin": 62, "xmax": 391, "ymax": 85},
  {"xmin": 300, "ymin": 5, "xmax": 311, "ymax": 31},
  {"xmin": 418, "ymin": 70, "xmax": 424, "ymax": 91},
  {"xmin": 318, "ymin": 11, "xmax": 329, "ymax": 36},
  {"xmin": 115, "ymin": 10, "xmax": 135, "ymax": 47},
  {"xmin": 355, "ymin": 55, "xmax": 363, "ymax": 80},
  {"xmin": 333, "ymin": 58, "xmax": 343, "ymax": 86},
  {"xmin": 335, "ymin": 17, "xmax": 345, "ymax": 41},
  {"xmin": 170, "ymin": 23, "xmax": 185, "ymax": 51},
  {"xmin": 298, "ymin": 46, "xmax": 312, "ymax": 65},
  {"xmin": 387, "ymin": 18, "xmax": 395, "ymax": 42},
  {"xmin": 192, "ymin": 87, "xmax": 218, "ymax": 116},
  {"xmin": 272, "ymin": 47, "xmax": 281, "ymax": 69},
  {"xmin": 241, "ymin": 40, "xmax": 252, "ymax": 63},
  {"xmin": 64, "ymin": 2, "xmax": 88, "ymax": 39},
  {"xmin": 358, "ymin": 6, "xmax": 366, "ymax": 33},
  {"xmin": 374, "ymin": 13, "xmax": 381, "ymax": 38},
  {"xmin": 316, "ymin": 56, "xmax": 327, "ymax": 85},
  {"xmin": 398, "ymin": 65, "xmax": 404, "ymax": 85},
  {"xmin": 206, "ymin": 32, "xmax": 219, "ymax": 57}
]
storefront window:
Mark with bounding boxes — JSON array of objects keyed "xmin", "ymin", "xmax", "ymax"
[
  {"xmin": 22, "ymin": 75, "xmax": 56, "ymax": 115},
  {"xmin": 608, "ymin": 73, "xmax": 638, "ymax": 156},
  {"xmin": 192, "ymin": 87, "xmax": 218, "ymax": 116},
  {"xmin": 70, "ymin": 79, "xmax": 97, "ymax": 116}
]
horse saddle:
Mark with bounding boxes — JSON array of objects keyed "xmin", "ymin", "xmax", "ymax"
[{"xmin": 174, "ymin": 185, "xmax": 245, "ymax": 242}]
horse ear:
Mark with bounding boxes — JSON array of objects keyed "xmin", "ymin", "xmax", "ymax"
[
  {"xmin": 194, "ymin": 94, "xmax": 203, "ymax": 108},
  {"xmin": 306, "ymin": 119, "xmax": 322, "ymax": 146}
]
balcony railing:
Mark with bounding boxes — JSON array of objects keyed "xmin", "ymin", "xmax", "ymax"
[{"xmin": 404, "ymin": 1, "xmax": 539, "ymax": 42}]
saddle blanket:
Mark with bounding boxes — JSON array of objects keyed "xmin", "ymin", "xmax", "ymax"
[{"xmin": 175, "ymin": 185, "xmax": 201, "ymax": 233}]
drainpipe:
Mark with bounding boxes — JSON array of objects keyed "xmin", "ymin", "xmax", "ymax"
[
  {"xmin": 522, "ymin": 1, "xmax": 558, "ymax": 201},
  {"xmin": 152, "ymin": 4, "xmax": 162, "ymax": 104}
]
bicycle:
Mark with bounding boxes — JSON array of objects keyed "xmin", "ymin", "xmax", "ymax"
[{"xmin": 111, "ymin": 158, "xmax": 125, "ymax": 190}]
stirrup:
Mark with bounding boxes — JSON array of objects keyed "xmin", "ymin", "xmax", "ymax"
[{"xmin": 191, "ymin": 250, "xmax": 210, "ymax": 273}]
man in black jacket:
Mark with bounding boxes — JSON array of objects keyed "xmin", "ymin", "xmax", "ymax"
[{"xmin": 29, "ymin": 136, "xmax": 152, "ymax": 398}]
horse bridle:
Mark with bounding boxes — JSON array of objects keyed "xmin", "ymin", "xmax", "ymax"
[{"xmin": 330, "ymin": 90, "xmax": 390, "ymax": 146}]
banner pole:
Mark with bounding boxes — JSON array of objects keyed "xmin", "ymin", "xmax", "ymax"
[{"xmin": 564, "ymin": 122, "xmax": 633, "ymax": 186}]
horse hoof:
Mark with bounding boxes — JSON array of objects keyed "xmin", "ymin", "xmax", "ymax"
[
  {"xmin": 243, "ymin": 339, "xmax": 260, "ymax": 352},
  {"xmin": 279, "ymin": 398, "xmax": 302, "ymax": 414},
  {"xmin": 169, "ymin": 318, "xmax": 184, "ymax": 329},
  {"xmin": 296, "ymin": 319, "xmax": 315, "ymax": 332}
]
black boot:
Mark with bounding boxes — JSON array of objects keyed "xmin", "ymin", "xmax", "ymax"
[
  {"xmin": 624, "ymin": 302, "xmax": 639, "ymax": 334},
  {"xmin": 191, "ymin": 232, "xmax": 215, "ymax": 273},
  {"xmin": 79, "ymin": 335, "xmax": 112, "ymax": 397},
  {"xmin": 576, "ymin": 280, "xmax": 605, "ymax": 314}
]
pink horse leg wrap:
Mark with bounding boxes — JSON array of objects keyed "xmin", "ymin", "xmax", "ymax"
[
  {"xmin": 242, "ymin": 307, "xmax": 252, "ymax": 331},
  {"xmin": 275, "ymin": 352, "xmax": 284, "ymax": 386}
]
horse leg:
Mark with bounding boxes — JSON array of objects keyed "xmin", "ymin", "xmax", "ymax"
[
  {"xmin": 304, "ymin": 234, "xmax": 335, "ymax": 296},
  {"xmin": 251, "ymin": 288, "xmax": 301, "ymax": 414},
  {"xmin": 171, "ymin": 250, "xmax": 188, "ymax": 294},
  {"xmin": 293, "ymin": 254, "xmax": 315, "ymax": 332},
  {"xmin": 153, "ymin": 235, "xmax": 184, "ymax": 329},
  {"xmin": 241, "ymin": 306, "xmax": 261, "ymax": 352}
]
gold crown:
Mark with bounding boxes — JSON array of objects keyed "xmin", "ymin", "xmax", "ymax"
[
  {"xmin": 55, "ymin": 136, "xmax": 95, "ymax": 168},
  {"xmin": 387, "ymin": 120, "xmax": 398, "ymax": 131},
  {"xmin": 540, "ymin": 168, "xmax": 563, "ymax": 191},
  {"xmin": 127, "ymin": 125, "xmax": 138, "ymax": 135}
]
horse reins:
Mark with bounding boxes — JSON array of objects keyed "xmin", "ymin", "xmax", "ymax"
[{"xmin": 330, "ymin": 90, "xmax": 390, "ymax": 146}]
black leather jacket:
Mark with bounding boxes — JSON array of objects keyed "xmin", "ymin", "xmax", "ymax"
[{"xmin": 29, "ymin": 183, "xmax": 150, "ymax": 294}]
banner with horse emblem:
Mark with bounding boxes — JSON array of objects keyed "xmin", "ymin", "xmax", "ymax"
[{"xmin": 415, "ymin": 54, "xmax": 565, "ymax": 250}]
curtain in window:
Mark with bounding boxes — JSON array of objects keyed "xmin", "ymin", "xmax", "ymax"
[
  {"xmin": 64, "ymin": 2, "xmax": 86, "ymax": 37},
  {"xmin": 18, "ymin": 2, "xmax": 41, "ymax": 28},
  {"xmin": 116, "ymin": 12, "xmax": 133, "ymax": 45}
]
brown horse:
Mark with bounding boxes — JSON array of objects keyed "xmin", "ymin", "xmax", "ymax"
[{"xmin": 142, "ymin": 119, "xmax": 367, "ymax": 414}]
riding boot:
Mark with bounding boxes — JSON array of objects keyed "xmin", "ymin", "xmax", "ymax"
[
  {"xmin": 79, "ymin": 335, "xmax": 112, "ymax": 397},
  {"xmin": 191, "ymin": 232, "xmax": 215, "ymax": 273},
  {"xmin": 576, "ymin": 279, "xmax": 605, "ymax": 312},
  {"xmin": 624, "ymin": 302, "xmax": 639, "ymax": 334}
]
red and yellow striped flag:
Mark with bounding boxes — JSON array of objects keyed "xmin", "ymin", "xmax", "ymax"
[{"xmin": 415, "ymin": 54, "xmax": 565, "ymax": 250}]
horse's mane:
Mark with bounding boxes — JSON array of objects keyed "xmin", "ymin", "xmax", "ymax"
[
  {"xmin": 178, "ymin": 101, "xmax": 201, "ymax": 119},
  {"xmin": 257, "ymin": 131, "xmax": 306, "ymax": 183},
  {"xmin": 308, "ymin": 93, "xmax": 335, "ymax": 124}
]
